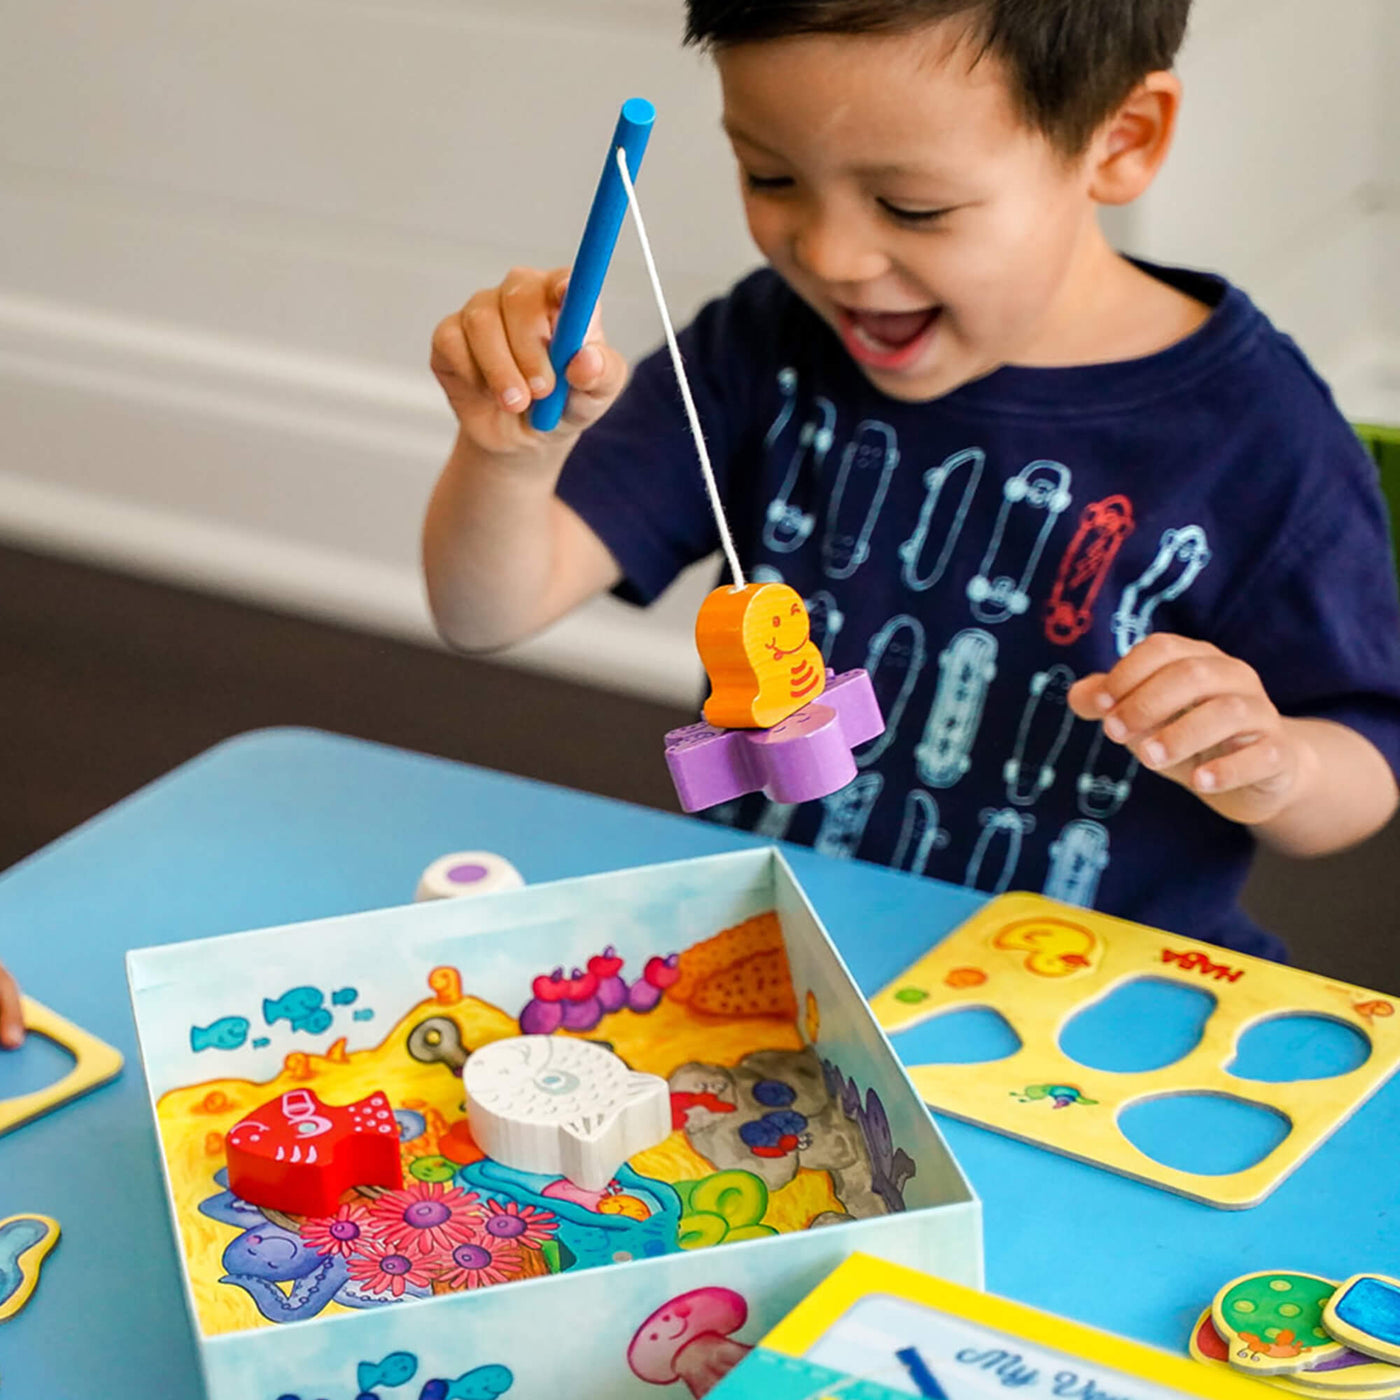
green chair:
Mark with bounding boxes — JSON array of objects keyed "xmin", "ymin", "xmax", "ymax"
[{"xmin": 1356, "ymin": 422, "xmax": 1400, "ymax": 561}]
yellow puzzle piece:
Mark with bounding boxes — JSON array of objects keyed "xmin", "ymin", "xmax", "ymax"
[
  {"xmin": 0, "ymin": 997, "xmax": 124, "ymax": 1138},
  {"xmin": 0, "ymin": 1214, "xmax": 61, "ymax": 1321},
  {"xmin": 697, "ymin": 582, "xmax": 826, "ymax": 729},
  {"xmin": 871, "ymin": 893, "xmax": 1400, "ymax": 1209}
]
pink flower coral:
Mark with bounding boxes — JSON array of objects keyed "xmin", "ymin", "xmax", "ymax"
[
  {"xmin": 479, "ymin": 1198, "xmax": 557, "ymax": 1248},
  {"xmin": 366, "ymin": 1181, "xmax": 482, "ymax": 1257},
  {"xmin": 435, "ymin": 1227, "xmax": 524, "ymax": 1290},
  {"xmin": 300, "ymin": 1202, "xmax": 374, "ymax": 1258},
  {"xmin": 344, "ymin": 1237, "xmax": 435, "ymax": 1298}
]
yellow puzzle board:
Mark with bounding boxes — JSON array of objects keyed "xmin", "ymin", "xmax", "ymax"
[
  {"xmin": 870, "ymin": 893, "xmax": 1400, "ymax": 1209},
  {"xmin": 0, "ymin": 997, "xmax": 124, "ymax": 1138}
]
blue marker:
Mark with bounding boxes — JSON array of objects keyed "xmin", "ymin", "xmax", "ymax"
[
  {"xmin": 897, "ymin": 1347, "xmax": 949, "ymax": 1400},
  {"xmin": 529, "ymin": 98, "xmax": 655, "ymax": 433}
]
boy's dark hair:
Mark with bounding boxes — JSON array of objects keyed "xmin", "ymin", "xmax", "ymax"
[{"xmin": 684, "ymin": 0, "xmax": 1192, "ymax": 154}]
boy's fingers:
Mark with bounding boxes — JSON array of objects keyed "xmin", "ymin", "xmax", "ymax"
[
  {"xmin": 1090, "ymin": 633, "xmax": 1217, "ymax": 712},
  {"xmin": 1133, "ymin": 692, "xmax": 1268, "ymax": 775},
  {"xmin": 1191, "ymin": 735, "xmax": 1291, "ymax": 800},
  {"xmin": 1103, "ymin": 654, "xmax": 1258, "ymax": 747},
  {"xmin": 560, "ymin": 344, "xmax": 629, "ymax": 425},
  {"xmin": 499, "ymin": 268, "xmax": 559, "ymax": 398},
  {"xmin": 0, "ymin": 968, "xmax": 24, "ymax": 1049},
  {"xmin": 461, "ymin": 289, "xmax": 532, "ymax": 413},
  {"xmin": 1067, "ymin": 673, "xmax": 1109, "ymax": 719}
]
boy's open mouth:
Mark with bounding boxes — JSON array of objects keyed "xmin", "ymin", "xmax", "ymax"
[{"xmin": 836, "ymin": 305, "xmax": 941, "ymax": 372}]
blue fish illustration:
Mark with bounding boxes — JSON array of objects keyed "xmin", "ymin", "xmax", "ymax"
[
  {"xmin": 331, "ymin": 987, "xmax": 359, "ymax": 1006},
  {"xmin": 189, "ymin": 1016, "xmax": 249, "ymax": 1053},
  {"xmin": 352, "ymin": 1008, "xmax": 375, "ymax": 1022},
  {"xmin": 358, "ymin": 1350, "xmax": 418, "ymax": 1392},
  {"xmin": 263, "ymin": 987, "xmax": 331, "ymax": 1035},
  {"xmin": 420, "ymin": 1365, "xmax": 514, "ymax": 1400},
  {"xmin": 251, "ymin": 1037, "xmax": 270, "ymax": 1049}
]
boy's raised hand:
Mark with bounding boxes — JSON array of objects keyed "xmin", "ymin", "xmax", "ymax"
[
  {"xmin": 0, "ymin": 962, "xmax": 23, "ymax": 1049},
  {"xmin": 1068, "ymin": 633, "xmax": 1303, "ymax": 827},
  {"xmin": 430, "ymin": 266, "xmax": 629, "ymax": 459}
]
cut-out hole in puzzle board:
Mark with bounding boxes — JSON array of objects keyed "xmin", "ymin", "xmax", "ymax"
[{"xmin": 870, "ymin": 893, "xmax": 1400, "ymax": 1208}]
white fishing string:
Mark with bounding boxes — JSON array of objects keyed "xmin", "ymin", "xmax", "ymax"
[{"xmin": 616, "ymin": 147, "xmax": 747, "ymax": 590}]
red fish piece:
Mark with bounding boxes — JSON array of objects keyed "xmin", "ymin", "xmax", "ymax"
[{"xmin": 225, "ymin": 1087, "xmax": 403, "ymax": 1217}]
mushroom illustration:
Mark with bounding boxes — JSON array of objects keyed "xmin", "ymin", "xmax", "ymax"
[{"xmin": 628, "ymin": 1287, "xmax": 752, "ymax": 1398}]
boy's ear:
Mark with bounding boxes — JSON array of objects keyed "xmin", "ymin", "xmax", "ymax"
[{"xmin": 1087, "ymin": 71, "xmax": 1182, "ymax": 206}]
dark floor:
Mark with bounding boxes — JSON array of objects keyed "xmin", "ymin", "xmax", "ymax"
[{"xmin": 1, "ymin": 542, "xmax": 1396, "ymax": 991}]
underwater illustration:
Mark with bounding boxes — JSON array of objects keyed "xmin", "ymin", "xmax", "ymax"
[{"xmin": 155, "ymin": 910, "xmax": 918, "ymax": 1338}]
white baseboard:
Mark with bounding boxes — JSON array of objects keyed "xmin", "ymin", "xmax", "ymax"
[{"xmin": 0, "ymin": 291, "xmax": 707, "ymax": 708}]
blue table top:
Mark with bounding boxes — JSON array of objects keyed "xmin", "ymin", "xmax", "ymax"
[{"xmin": 1, "ymin": 728, "xmax": 1396, "ymax": 1398}]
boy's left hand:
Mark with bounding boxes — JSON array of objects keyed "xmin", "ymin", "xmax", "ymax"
[{"xmin": 1068, "ymin": 633, "xmax": 1305, "ymax": 827}]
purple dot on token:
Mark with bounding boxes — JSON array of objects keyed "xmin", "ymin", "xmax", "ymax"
[{"xmin": 447, "ymin": 863, "xmax": 490, "ymax": 884}]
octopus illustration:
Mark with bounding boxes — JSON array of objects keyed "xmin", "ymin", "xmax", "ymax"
[{"xmin": 199, "ymin": 1173, "xmax": 424, "ymax": 1321}]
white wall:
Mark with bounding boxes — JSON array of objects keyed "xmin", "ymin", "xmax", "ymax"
[
  {"xmin": 1122, "ymin": 0, "xmax": 1399, "ymax": 422},
  {"xmin": 0, "ymin": 0, "xmax": 1394, "ymax": 705}
]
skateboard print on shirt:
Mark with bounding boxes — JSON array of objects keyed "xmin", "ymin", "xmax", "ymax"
[
  {"xmin": 967, "ymin": 460, "xmax": 1072, "ymax": 624},
  {"xmin": 898, "ymin": 447, "xmax": 984, "ymax": 592},
  {"xmin": 1043, "ymin": 818, "xmax": 1111, "ymax": 907},
  {"xmin": 857, "ymin": 614, "xmax": 928, "ymax": 769},
  {"xmin": 822, "ymin": 421, "xmax": 900, "ymax": 580},
  {"xmin": 915, "ymin": 628, "xmax": 998, "ymax": 789},
  {"xmin": 1044, "ymin": 495, "xmax": 1136, "ymax": 646},
  {"xmin": 891, "ymin": 790, "xmax": 948, "ymax": 876},
  {"xmin": 1003, "ymin": 665, "xmax": 1077, "ymax": 808},
  {"xmin": 1112, "ymin": 525, "xmax": 1212, "ymax": 656},
  {"xmin": 763, "ymin": 374, "xmax": 835, "ymax": 554}
]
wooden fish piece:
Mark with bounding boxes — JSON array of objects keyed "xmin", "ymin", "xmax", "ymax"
[{"xmin": 697, "ymin": 583, "xmax": 826, "ymax": 730}]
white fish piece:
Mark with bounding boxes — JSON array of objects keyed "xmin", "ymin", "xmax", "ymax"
[{"xmin": 464, "ymin": 1035, "xmax": 671, "ymax": 1191}]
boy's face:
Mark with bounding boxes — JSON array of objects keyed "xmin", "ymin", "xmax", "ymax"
[{"xmin": 716, "ymin": 25, "xmax": 1102, "ymax": 402}]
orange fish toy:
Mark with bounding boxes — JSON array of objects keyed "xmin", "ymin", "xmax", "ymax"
[
  {"xmin": 697, "ymin": 583, "xmax": 827, "ymax": 729},
  {"xmin": 664, "ymin": 583, "xmax": 885, "ymax": 812}
]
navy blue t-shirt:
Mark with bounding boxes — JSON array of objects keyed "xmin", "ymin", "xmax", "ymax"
[{"xmin": 557, "ymin": 264, "xmax": 1400, "ymax": 959}]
